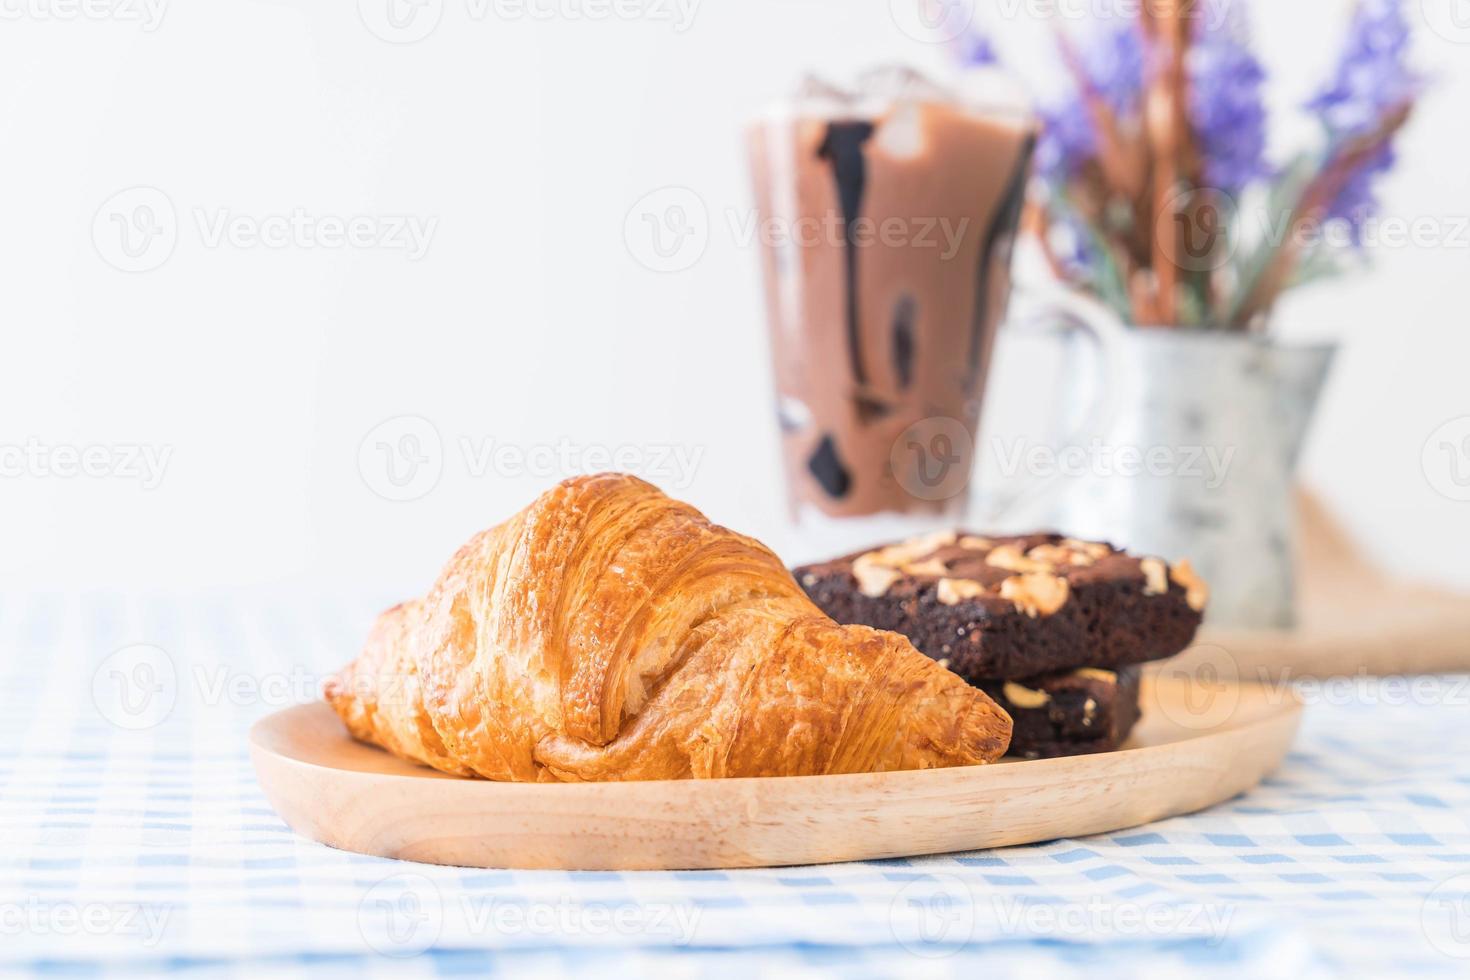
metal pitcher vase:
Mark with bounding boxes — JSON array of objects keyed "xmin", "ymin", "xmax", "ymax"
[{"xmin": 979, "ymin": 303, "xmax": 1336, "ymax": 630}]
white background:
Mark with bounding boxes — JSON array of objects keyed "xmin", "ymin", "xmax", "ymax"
[{"xmin": 1, "ymin": 0, "xmax": 1467, "ymax": 604}]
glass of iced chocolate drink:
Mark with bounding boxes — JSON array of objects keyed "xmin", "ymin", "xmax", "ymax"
[{"xmin": 749, "ymin": 68, "xmax": 1036, "ymax": 531}]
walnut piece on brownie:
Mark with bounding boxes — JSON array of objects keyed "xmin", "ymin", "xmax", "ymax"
[{"xmin": 793, "ymin": 530, "xmax": 1206, "ymax": 682}]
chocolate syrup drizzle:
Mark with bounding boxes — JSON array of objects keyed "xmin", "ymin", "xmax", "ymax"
[
  {"xmin": 967, "ymin": 133, "xmax": 1036, "ymax": 388},
  {"xmin": 806, "ymin": 433, "xmax": 852, "ymax": 500},
  {"xmin": 817, "ymin": 121, "xmax": 877, "ymax": 389},
  {"xmin": 891, "ymin": 293, "xmax": 917, "ymax": 390}
]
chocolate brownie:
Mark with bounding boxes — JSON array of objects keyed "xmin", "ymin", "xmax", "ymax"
[
  {"xmin": 794, "ymin": 530, "xmax": 1206, "ymax": 681},
  {"xmin": 979, "ymin": 666, "xmax": 1142, "ymax": 759}
]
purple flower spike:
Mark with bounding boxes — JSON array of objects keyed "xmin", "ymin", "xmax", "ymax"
[
  {"xmin": 956, "ymin": 27, "xmax": 998, "ymax": 67},
  {"xmin": 1308, "ymin": 0, "xmax": 1420, "ymax": 233},
  {"xmin": 1309, "ymin": 0, "xmax": 1419, "ymax": 136},
  {"xmin": 1034, "ymin": 19, "xmax": 1146, "ymax": 182},
  {"xmin": 1188, "ymin": 0, "xmax": 1271, "ymax": 196}
]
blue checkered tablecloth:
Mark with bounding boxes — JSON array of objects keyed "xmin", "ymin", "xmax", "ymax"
[{"xmin": 3, "ymin": 593, "xmax": 1470, "ymax": 978}]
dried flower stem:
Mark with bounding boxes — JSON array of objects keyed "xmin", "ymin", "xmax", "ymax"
[
  {"xmin": 1024, "ymin": 204, "xmax": 1069, "ymax": 284},
  {"xmin": 1140, "ymin": 3, "xmax": 1188, "ymax": 323},
  {"xmin": 1129, "ymin": 269, "xmax": 1161, "ymax": 325},
  {"xmin": 1230, "ymin": 102, "xmax": 1413, "ymax": 327},
  {"xmin": 1051, "ymin": 23, "xmax": 1145, "ymax": 204}
]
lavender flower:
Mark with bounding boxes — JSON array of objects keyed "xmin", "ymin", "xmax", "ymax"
[
  {"xmin": 1035, "ymin": 0, "xmax": 1269, "ymax": 193},
  {"xmin": 1034, "ymin": 104, "xmax": 1097, "ymax": 183},
  {"xmin": 1033, "ymin": 20, "xmax": 1146, "ymax": 182},
  {"xmin": 1308, "ymin": 0, "xmax": 1419, "ymax": 230},
  {"xmin": 1309, "ymin": 0, "xmax": 1418, "ymax": 136},
  {"xmin": 954, "ymin": 26, "xmax": 997, "ymax": 67},
  {"xmin": 1188, "ymin": 0, "xmax": 1270, "ymax": 195}
]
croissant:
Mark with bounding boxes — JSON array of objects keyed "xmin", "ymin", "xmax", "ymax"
[{"xmin": 325, "ymin": 473, "xmax": 1011, "ymax": 781}]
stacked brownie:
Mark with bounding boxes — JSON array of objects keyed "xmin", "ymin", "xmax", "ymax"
[{"xmin": 794, "ymin": 531, "xmax": 1208, "ymax": 759}]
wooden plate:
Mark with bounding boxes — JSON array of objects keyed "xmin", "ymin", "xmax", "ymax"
[{"xmin": 250, "ymin": 675, "xmax": 1301, "ymax": 871}]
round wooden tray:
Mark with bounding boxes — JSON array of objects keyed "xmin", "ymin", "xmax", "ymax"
[{"xmin": 250, "ymin": 674, "xmax": 1301, "ymax": 871}]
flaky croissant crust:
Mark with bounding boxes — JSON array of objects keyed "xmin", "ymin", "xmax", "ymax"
[{"xmin": 326, "ymin": 474, "xmax": 1010, "ymax": 781}]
